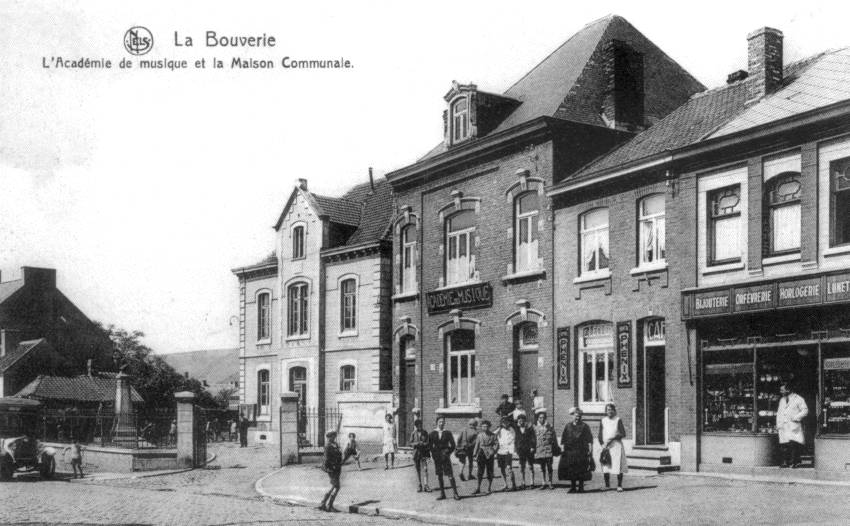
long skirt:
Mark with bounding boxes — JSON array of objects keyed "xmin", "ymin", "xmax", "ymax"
[
  {"xmin": 601, "ymin": 440, "xmax": 628, "ymax": 475},
  {"xmin": 558, "ymin": 448, "xmax": 592, "ymax": 481}
]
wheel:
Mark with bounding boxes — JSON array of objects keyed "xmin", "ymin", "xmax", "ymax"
[
  {"xmin": 0, "ymin": 455, "xmax": 14, "ymax": 481},
  {"xmin": 39, "ymin": 455, "xmax": 55, "ymax": 479}
]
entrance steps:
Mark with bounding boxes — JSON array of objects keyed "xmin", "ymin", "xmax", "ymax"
[{"xmin": 627, "ymin": 445, "xmax": 680, "ymax": 473}]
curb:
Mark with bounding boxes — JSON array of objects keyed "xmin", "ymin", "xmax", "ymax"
[
  {"xmin": 68, "ymin": 451, "xmax": 218, "ymax": 483},
  {"xmin": 254, "ymin": 466, "xmax": 538, "ymax": 526},
  {"xmin": 672, "ymin": 470, "xmax": 850, "ymax": 487}
]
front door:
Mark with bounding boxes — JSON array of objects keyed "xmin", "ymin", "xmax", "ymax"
[
  {"xmin": 401, "ymin": 360, "xmax": 416, "ymax": 445},
  {"xmin": 289, "ymin": 367, "xmax": 307, "ymax": 441},
  {"xmin": 514, "ymin": 323, "xmax": 540, "ymax": 410},
  {"xmin": 645, "ymin": 346, "xmax": 666, "ymax": 444}
]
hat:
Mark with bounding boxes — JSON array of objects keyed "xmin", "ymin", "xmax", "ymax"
[
  {"xmin": 468, "ymin": 418, "xmax": 478, "ymax": 426},
  {"xmin": 534, "ymin": 407, "xmax": 547, "ymax": 415},
  {"xmin": 326, "ymin": 431, "xmax": 337, "ymax": 439},
  {"xmin": 568, "ymin": 407, "xmax": 577, "ymax": 415}
]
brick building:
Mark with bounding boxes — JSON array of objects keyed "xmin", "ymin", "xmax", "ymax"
[
  {"xmin": 385, "ymin": 15, "xmax": 704, "ymax": 441},
  {"xmin": 550, "ymin": 26, "xmax": 850, "ymax": 476},
  {"xmin": 232, "ymin": 176, "xmax": 395, "ymax": 445}
]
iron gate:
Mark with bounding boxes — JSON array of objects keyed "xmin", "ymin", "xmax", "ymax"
[
  {"xmin": 193, "ymin": 406, "xmax": 207, "ymax": 467},
  {"xmin": 296, "ymin": 407, "xmax": 342, "ymax": 455}
]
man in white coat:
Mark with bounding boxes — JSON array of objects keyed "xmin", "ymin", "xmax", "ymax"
[{"xmin": 776, "ymin": 382, "xmax": 808, "ymax": 468}]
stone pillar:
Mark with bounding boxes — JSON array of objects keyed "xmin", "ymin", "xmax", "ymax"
[
  {"xmin": 279, "ymin": 392, "xmax": 300, "ymax": 467},
  {"xmin": 112, "ymin": 372, "xmax": 136, "ymax": 447},
  {"xmin": 175, "ymin": 391, "xmax": 196, "ymax": 468}
]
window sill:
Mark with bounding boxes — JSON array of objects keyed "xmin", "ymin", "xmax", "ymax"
[
  {"xmin": 762, "ymin": 253, "xmax": 801, "ymax": 266},
  {"xmin": 435, "ymin": 279, "xmax": 481, "ymax": 291},
  {"xmin": 392, "ymin": 291, "xmax": 419, "ymax": 301},
  {"xmin": 629, "ymin": 261, "xmax": 668, "ymax": 275},
  {"xmin": 702, "ymin": 261, "xmax": 745, "ymax": 276},
  {"xmin": 338, "ymin": 331, "xmax": 358, "ymax": 338},
  {"xmin": 286, "ymin": 335, "xmax": 310, "ymax": 342},
  {"xmin": 436, "ymin": 406, "xmax": 482, "ymax": 415},
  {"xmin": 573, "ymin": 270, "xmax": 611, "ymax": 284},
  {"xmin": 824, "ymin": 245, "xmax": 850, "ymax": 258},
  {"xmin": 256, "ymin": 339, "xmax": 272, "ymax": 346},
  {"xmin": 291, "ymin": 256, "xmax": 306, "ymax": 262},
  {"xmin": 501, "ymin": 268, "xmax": 546, "ymax": 283},
  {"xmin": 256, "ymin": 413, "xmax": 272, "ymax": 422}
]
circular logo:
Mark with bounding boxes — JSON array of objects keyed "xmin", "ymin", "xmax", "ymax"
[{"xmin": 124, "ymin": 26, "xmax": 154, "ymax": 56}]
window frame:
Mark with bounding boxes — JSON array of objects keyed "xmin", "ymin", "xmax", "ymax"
[
  {"xmin": 451, "ymin": 97, "xmax": 470, "ymax": 143},
  {"xmin": 517, "ymin": 322, "xmax": 540, "ymax": 352},
  {"xmin": 257, "ymin": 369, "xmax": 270, "ymax": 415},
  {"xmin": 292, "ymin": 225, "xmax": 306, "ymax": 260},
  {"xmin": 287, "ymin": 282, "xmax": 309, "ymax": 338},
  {"xmin": 829, "ymin": 156, "xmax": 850, "ymax": 248},
  {"xmin": 445, "ymin": 210, "xmax": 476, "ymax": 286},
  {"xmin": 637, "ymin": 194, "xmax": 666, "ymax": 268},
  {"xmin": 340, "ymin": 278, "xmax": 357, "ymax": 333},
  {"xmin": 764, "ymin": 172, "xmax": 802, "ymax": 257},
  {"xmin": 578, "ymin": 322, "xmax": 615, "ymax": 412},
  {"xmin": 256, "ymin": 291, "xmax": 271, "ymax": 343},
  {"xmin": 401, "ymin": 225, "xmax": 418, "ymax": 293},
  {"xmin": 707, "ymin": 184, "xmax": 743, "ymax": 266},
  {"xmin": 579, "ymin": 208, "xmax": 610, "ymax": 277},
  {"xmin": 446, "ymin": 329, "xmax": 476, "ymax": 407},
  {"xmin": 515, "ymin": 192, "xmax": 541, "ymax": 273},
  {"xmin": 339, "ymin": 364, "xmax": 356, "ymax": 392}
]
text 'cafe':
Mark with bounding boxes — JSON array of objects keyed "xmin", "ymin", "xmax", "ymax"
[{"xmin": 682, "ymin": 270, "xmax": 850, "ymax": 474}]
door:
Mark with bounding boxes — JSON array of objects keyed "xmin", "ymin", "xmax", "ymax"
[
  {"xmin": 645, "ymin": 346, "xmax": 666, "ymax": 444},
  {"xmin": 401, "ymin": 360, "xmax": 416, "ymax": 445},
  {"xmin": 289, "ymin": 367, "xmax": 307, "ymax": 441},
  {"xmin": 514, "ymin": 323, "xmax": 540, "ymax": 410}
]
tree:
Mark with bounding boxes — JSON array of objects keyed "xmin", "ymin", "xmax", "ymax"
[
  {"xmin": 97, "ymin": 323, "xmax": 217, "ymax": 410},
  {"xmin": 213, "ymin": 386, "xmax": 237, "ymax": 410}
]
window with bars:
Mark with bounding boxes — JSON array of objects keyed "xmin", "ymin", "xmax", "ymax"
[
  {"xmin": 340, "ymin": 278, "xmax": 357, "ymax": 332},
  {"xmin": 638, "ymin": 194, "xmax": 666, "ymax": 266},
  {"xmin": 257, "ymin": 292, "xmax": 270, "ymax": 341},
  {"xmin": 708, "ymin": 185, "xmax": 742, "ymax": 265},
  {"xmin": 579, "ymin": 208, "xmax": 609, "ymax": 275},
  {"xmin": 287, "ymin": 283, "xmax": 309, "ymax": 336},
  {"xmin": 515, "ymin": 192, "xmax": 540, "ymax": 272}
]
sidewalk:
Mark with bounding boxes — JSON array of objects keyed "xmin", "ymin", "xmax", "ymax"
[{"xmin": 256, "ymin": 459, "xmax": 850, "ymax": 525}]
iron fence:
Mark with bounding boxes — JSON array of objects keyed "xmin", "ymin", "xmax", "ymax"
[
  {"xmin": 37, "ymin": 408, "xmax": 176, "ymax": 449},
  {"xmin": 297, "ymin": 407, "xmax": 342, "ymax": 453}
]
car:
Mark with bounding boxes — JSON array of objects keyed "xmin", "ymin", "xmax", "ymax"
[{"xmin": 0, "ymin": 397, "xmax": 57, "ymax": 481}]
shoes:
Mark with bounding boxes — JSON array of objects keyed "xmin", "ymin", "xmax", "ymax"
[
  {"xmin": 616, "ymin": 487, "xmax": 624, "ymax": 492},
  {"xmin": 548, "ymin": 484, "xmax": 555, "ymax": 490},
  {"xmin": 436, "ymin": 494, "xmax": 446, "ymax": 501},
  {"xmin": 316, "ymin": 505, "xmax": 327, "ymax": 511},
  {"xmin": 424, "ymin": 485, "xmax": 431, "ymax": 492},
  {"xmin": 384, "ymin": 466, "xmax": 389, "ymax": 470},
  {"xmin": 469, "ymin": 474, "xmax": 476, "ymax": 480},
  {"xmin": 501, "ymin": 487, "xmax": 510, "ymax": 492},
  {"xmin": 568, "ymin": 488, "xmax": 576, "ymax": 494},
  {"xmin": 459, "ymin": 473, "xmax": 466, "ymax": 481},
  {"xmin": 791, "ymin": 463, "xmax": 801, "ymax": 469},
  {"xmin": 779, "ymin": 463, "xmax": 789, "ymax": 468},
  {"xmin": 327, "ymin": 506, "xmax": 339, "ymax": 512},
  {"xmin": 454, "ymin": 493, "xmax": 461, "ymax": 501},
  {"xmin": 538, "ymin": 485, "xmax": 547, "ymax": 490},
  {"xmin": 417, "ymin": 486, "xmax": 423, "ymax": 493}
]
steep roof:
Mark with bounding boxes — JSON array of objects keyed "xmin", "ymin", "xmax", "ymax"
[
  {"xmin": 160, "ymin": 348, "xmax": 239, "ymax": 395},
  {"xmin": 0, "ymin": 338, "xmax": 47, "ymax": 373},
  {"xmin": 418, "ymin": 15, "xmax": 704, "ymax": 162},
  {"xmin": 15, "ymin": 374, "xmax": 144, "ymax": 403},
  {"xmin": 568, "ymin": 49, "xmax": 841, "ymax": 179},
  {"xmin": 309, "ymin": 194, "xmax": 363, "ymax": 227},
  {"xmin": 0, "ymin": 279, "xmax": 23, "ymax": 304},
  {"xmin": 341, "ymin": 178, "xmax": 393, "ymax": 246}
]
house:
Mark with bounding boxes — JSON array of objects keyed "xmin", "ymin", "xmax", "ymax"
[
  {"xmin": 384, "ymin": 14, "xmax": 704, "ymax": 440},
  {"xmin": 549, "ymin": 26, "xmax": 850, "ymax": 476},
  {"xmin": 233, "ymin": 174, "xmax": 395, "ymax": 445}
]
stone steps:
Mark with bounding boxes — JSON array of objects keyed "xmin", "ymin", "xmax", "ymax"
[{"xmin": 627, "ymin": 445, "xmax": 680, "ymax": 473}]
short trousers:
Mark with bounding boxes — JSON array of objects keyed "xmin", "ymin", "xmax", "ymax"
[
  {"xmin": 413, "ymin": 449, "xmax": 430, "ymax": 463},
  {"xmin": 71, "ymin": 458, "xmax": 82, "ymax": 466},
  {"xmin": 476, "ymin": 455, "xmax": 495, "ymax": 479},
  {"xmin": 517, "ymin": 450, "xmax": 535, "ymax": 467},
  {"xmin": 327, "ymin": 470, "xmax": 341, "ymax": 488},
  {"xmin": 497, "ymin": 453, "xmax": 513, "ymax": 469},
  {"xmin": 433, "ymin": 454, "xmax": 453, "ymax": 477}
]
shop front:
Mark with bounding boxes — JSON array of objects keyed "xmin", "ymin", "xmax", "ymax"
[{"xmin": 683, "ymin": 271, "xmax": 850, "ymax": 476}]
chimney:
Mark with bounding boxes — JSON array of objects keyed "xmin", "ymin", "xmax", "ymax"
[
  {"xmin": 22, "ymin": 267, "xmax": 57, "ymax": 290},
  {"xmin": 601, "ymin": 40, "xmax": 645, "ymax": 132},
  {"xmin": 727, "ymin": 69, "xmax": 749, "ymax": 84},
  {"xmin": 87, "ymin": 358, "xmax": 93, "ymax": 377},
  {"xmin": 747, "ymin": 27, "xmax": 783, "ymax": 102},
  {"xmin": 297, "ymin": 178, "xmax": 308, "ymax": 191},
  {"xmin": 368, "ymin": 167, "xmax": 375, "ymax": 192}
]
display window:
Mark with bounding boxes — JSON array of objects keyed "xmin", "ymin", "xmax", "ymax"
[
  {"xmin": 703, "ymin": 349, "xmax": 754, "ymax": 432},
  {"xmin": 822, "ymin": 347, "xmax": 850, "ymax": 434}
]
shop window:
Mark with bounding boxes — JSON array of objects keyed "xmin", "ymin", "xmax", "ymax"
[
  {"xmin": 829, "ymin": 156, "xmax": 850, "ymax": 247},
  {"xmin": 257, "ymin": 291, "xmax": 270, "ymax": 341},
  {"xmin": 451, "ymin": 97, "xmax": 469, "ymax": 143},
  {"xmin": 578, "ymin": 322, "xmax": 614, "ymax": 410},
  {"xmin": 339, "ymin": 364, "xmax": 356, "ymax": 392},
  {"xmin": 257, "ymin": 369, "xmax": 270, "ymax": 415},
  {"xmin": 823, "ymin": 354, "xmax": 850, "ymax": 434},
  {"xmin": 340, "ymin": 278, "xmax": 357, "ymax": 332},
  {"xmin": 447, "ymin": 329, "xmax": 476, "ymax": 406},
  {"xmin": 708, "ymin": 185, "xmax": 742, "ymax": 265},
  {"xmin": 287, "ymin": 282, "xmax": 309, "ymax": 337},
  {"xmin": 401, "ymin": 225, "xmax": 418, "ymax": 293},
  {"xmin": 703, "ymin": 350, "xmax": 754, "ymax": 432},
  {"xmin": 515, "ymin": 192, "xmax": 540, "ymax": 272},
  {"xmin": 579, "ymin": 208, "xmax": 609, "ymax": 276},
  {"xmin": 638, "ymin": 194, "xmax": 666, "ymax": 266},
  {"xmin": 446, "ymin": 210, "xmax": 476, "ymax": 286},
  {"xmin": 292, "ymin": 225, "xmax": 305, "ymax": 259},
  {"xmin": 764, "ymin": 173, "xmax": 801, "ymax": 256}
]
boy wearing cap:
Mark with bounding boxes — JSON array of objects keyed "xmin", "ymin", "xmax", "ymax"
[
  {"xmin": 318, "ymin": 431, "xmax": 342, "ymax": 512},
  {"xmin": 515, "ymin": 413, "xmax": 536, "ymax": 489},
  {"xmin": 472, "ymin": 419, "xmax": 498, "ymax": 494},
  {"xmin": 496, "ymin": 417, "xmax": 517, "ymax": 491},
  {"xmin": 410, "ymin": 419, "xmax": 431, "ymax": 492},
  {"xmin": 429, "ymin": 416, "xmax": 461, "ymax": 501},
  {"xmin": 456, "ymin": 418, "xmax": 478, "ymax": 481}
]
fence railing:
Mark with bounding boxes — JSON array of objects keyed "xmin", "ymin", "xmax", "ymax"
[
  {"xmin": 37, "ymin": 409, "xmax": 176, "ymax": 449},
  {"xmin": 297, "ymin": 407, "xmax": 342, "ymax": 451}
]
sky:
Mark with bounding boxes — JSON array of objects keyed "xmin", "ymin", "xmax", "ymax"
[{"xmin": 0, "ymin": 0, "xmax": 846, "ymax": 353}]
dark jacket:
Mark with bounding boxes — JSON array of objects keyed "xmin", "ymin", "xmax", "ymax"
[
  {"xmin": 323, "ymin": 441, "xmax": 342, "ymax": 474},
  {"xmin": 515, "ymin": 423, "xmax": 537, "ymax": 455},
  {"xmin": 410, "ymin": 429, "xmax": 430, "ymax": 452},
  {"xmin": 429, "ymin": 429, "xmax": 456, "ymax": 460}
]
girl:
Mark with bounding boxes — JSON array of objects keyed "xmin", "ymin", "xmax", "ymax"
[
  {"xmin": 382, "ymin": 413, "xmax": 398, "ymax": 470},
  {"xmin": 598, "ymin": 403, "xmax": 628, "ymax": 492},
  {"xmin": 533, "ymin": 409, "xmax": 556, "ymax": 490}
]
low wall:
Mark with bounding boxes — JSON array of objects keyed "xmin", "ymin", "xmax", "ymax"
[
  {"xmin": 814, "ymin": 436, "xmax": 850, "ymax": 472},
  {"xmin": 44, "ymin": 442, "xmax": 179, "ymax": 473},
  {"xmin": 699, "ymin": 433, "xmax": 778, "ymax": 467}
]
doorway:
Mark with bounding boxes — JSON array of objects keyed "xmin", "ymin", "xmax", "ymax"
[
  {"xmin": 639, "ymin": 319, "xmax": 666, "ymax": 445},
  {"xmin": 399, "ymin": 336, "xmax": 416, "ymax": 445},
  {"xmin": 513, "ymin": 322, "xmax": 539, "ymax": 411},
  {"xmin": 289, "ymin": 366, "xmax": 307, "ymax": 442}
]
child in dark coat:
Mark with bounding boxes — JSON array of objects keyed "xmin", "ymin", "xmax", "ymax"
[
  {"xmin": 318, "ymin": 431, "xmax": 342, "ymax": 512},
  {"xmin": 410, "ymin": 419, "xmax": 431, "ymax": 492}
]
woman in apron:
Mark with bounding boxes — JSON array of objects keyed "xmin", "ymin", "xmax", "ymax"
[{"xmin": 598, "ymin": 403, "xmax": 627, "ymax": 491}]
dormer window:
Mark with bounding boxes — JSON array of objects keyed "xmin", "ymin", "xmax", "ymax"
[{"xmin": 452, "ymin": 98, "xmax": 469, "ymax": 143}]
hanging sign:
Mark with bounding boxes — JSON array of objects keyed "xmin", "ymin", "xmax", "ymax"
[
  {"xmin": 556, "ymin": 327, "xmax": 570, "ymax": 389},
  {"xmin": 616, "ymin": 321, "xmax": 632, "ymax": 388}
]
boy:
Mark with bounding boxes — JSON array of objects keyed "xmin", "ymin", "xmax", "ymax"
[
  {"xmin": 343, "ymin": 432, "xmax": 362, "ymax": 470},
  {"xmin": 496, "ymin": 417, "xmax": 517, "ymax": 491},
  {"xmin": 515, "ymin": 413, "xmax": 536, "ymax": 489},
  {"xmin": 455, "ymin": 418, "xmax": 478, "ymax": 481},
  {"xmin": 65, "ymin": 440, "xmax": 84, "ymax": 479},
  {"xmin": 318, "ymin": 431, "xmax": 342, "ymax": 512},
  {"xmin": 495, "ymin": 394, "xmax": 516, "ymax": 424},
  {"xmin": 472, "ymin": 420, "xmax": 497, "ymax": 494},
  {"xmin": 429, "ymin": 416, "xmax": 460, "ymax": 501},
  {"xmin": 409, "ymin": 419, "xmax": 431, "ymax": 492}
]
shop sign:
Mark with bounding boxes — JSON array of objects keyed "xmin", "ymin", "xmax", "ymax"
[
  {"xmin": 777, "ymin": 278, "xmax": 822, "ymax": 307},
  {"xmin": 426, "ymin": 282, "xmax": 492, "ymax": 314},
  {"xmin": 556, "ymin": 327, "xmax": 570, "ymax": 389},
  {"xmin": 824, "ymin": 357, "xmax": 850, "ymax": 371},
  {"xmin": 616, "ymin": 321, "xmax": 632, "ymax": 388},
  {"xmin": 691, "ymin": 289, "xmax": 732, "ymax": 317},
  {"xmin": 733, "ymin": 283, "xmax": 774, "ymax": 313},
  {"xmin": 825, "ymin": 272, "xmax": 850, "ymax": 304}
]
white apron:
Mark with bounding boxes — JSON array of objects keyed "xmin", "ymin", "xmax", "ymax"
[
  {"xmin": 777, "ymin": 393, "xmax": 808, "ymax": 445},
  {"xmin": 600, "ymin": 416, "xmax": 628, "ymax": 475}
]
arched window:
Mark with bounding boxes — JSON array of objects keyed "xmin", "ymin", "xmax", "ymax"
[
  {"xmin": 515, "ymin": 192, "xmax": 540, "ymax": 272},
  {"xmin": 764, "ymin": 172, "xmax": 801, "ymax": 256},
  {"xmin": 292, "ymin": 225, "xmax": 305, "ymax": 259},
  {"xmin": 287, "ymin": 283, "xmax": 309, "ymax": 336},
  {"xmin": 257, "ymin": 292, "xmax": 270, "ymax": 341},
  {"xmin": 638, "ymin": 194, "xmax": 666, "ymax": 266},
  {"xmin": 579, "ymin": 208, "xmax": 609, "ymax": 275},
  {"xmin": 708, "ymin": 185, "xmax": 743, "ymax": 264},
  {"xmin": 446, "ymin": 209, "xmax": 476, "ymax": 285},
  {"xmin": 257, "ymin": 369, "xmax": 270, "ymax": 415},
  {"xmin": 401, "ymin": 225, "xmax": 418, "ymax": 293},
  {"xmin": 340, "ymin": 278, "xmax": 357, "ymax": 332},
  {"xmin": 446, "ymin": 329, "xmax": 476, "ymax": 406},
  {"xmin": 578, "ymin": 322, "xmax": 614, "ymax": 410},
  {"xmin": 339, "ymin": 364, "xmax": 356, "ymax": 392},
  {"xmin": 451, "ymin": 97, "xmax": 469, "ymax": 142}
]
